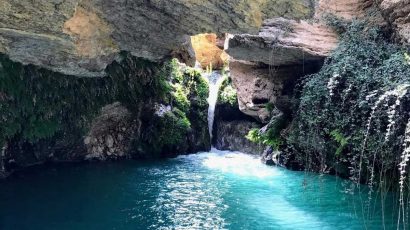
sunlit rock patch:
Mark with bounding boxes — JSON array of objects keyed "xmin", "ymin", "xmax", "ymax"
[
  {"xmin": 63, "ymin": 6, "xmax": 118, "ymax": 59},
  {"xmin": 190, "ymin": 33, "xmax": 228, "ymax": 70}
]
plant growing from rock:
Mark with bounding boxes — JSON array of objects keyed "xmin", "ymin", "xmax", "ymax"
[{"xmin": 217, "ymin": 76, "xmax": 237, "ymax": 106}]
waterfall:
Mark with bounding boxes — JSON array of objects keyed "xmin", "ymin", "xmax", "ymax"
[{"xmin": 206, "ymin": 71, "xmax": 224, "ymax": 141}]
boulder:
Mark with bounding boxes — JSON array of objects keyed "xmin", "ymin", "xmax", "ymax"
[
  {"xmin": 84, "ymin": 102, "xmax": 136, "ymax": 160},
  {"xmin": 214, "ymin": 120, "xmax": 263, "ymax": 155},
  {"xmin": 261, "ymin": 146, "xmax": 275, "ymax": 165}
]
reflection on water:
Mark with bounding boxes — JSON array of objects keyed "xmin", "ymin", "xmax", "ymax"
[{"xmin": 0, "ymin": 149, "xmax": 405, "ymax": 229}]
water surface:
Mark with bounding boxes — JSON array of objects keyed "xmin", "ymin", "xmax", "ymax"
[{"xmin": 0, "ymin": 149, "xmax": 403, "ymax": 229}]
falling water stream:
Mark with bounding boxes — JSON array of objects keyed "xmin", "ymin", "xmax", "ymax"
[{"xmin": 206, "ymin": 71, "xmax": 224, "ymax": 140}]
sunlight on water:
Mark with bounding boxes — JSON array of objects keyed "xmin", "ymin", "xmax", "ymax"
[
  {"xmin": 0, "ymin": 150, "xmax": 404, "ymax": 230},
  {"xmin": 200, "ymin": 148, "xmax": 281, "ymax": 178}
]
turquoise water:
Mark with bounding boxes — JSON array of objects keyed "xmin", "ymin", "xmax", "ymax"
[{"xmin": 0, "ymin": 149, "xmax": 404, "ymax": 229}]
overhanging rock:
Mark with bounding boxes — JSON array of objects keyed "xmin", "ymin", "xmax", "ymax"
[
  {"xmin": 227, "ymin": 18, "xmax": 338, "ymax": 66},
  {"xmin": 0, "ymin": 0, "xmax": 314, "ymax": 77}
]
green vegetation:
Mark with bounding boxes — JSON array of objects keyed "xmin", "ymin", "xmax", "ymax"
[
  {"xmin": 0, "ymin": 54, "xmax": 209, "ymax": 159},
  {"xmin": 329, "ymin": 129, "xmax": 350, "ymax": 156},
  {"xmin": 265, "ymin": 102, "xmax": 275, "ymax": 113},
  {"xmin": 287, "ymin": 20, "xmax": 410, "ymax": 185},
  {"xmin": 146, "ymin": 108, "xmax": 191, "ymax": 154},
  {"xmin": 246, "ymin": 128, "xmax": 282, "ymax": 151},
  {"xmin": 246, "ymin": 115, "xmax": 286, "ymax": 151},
  {"xmin": 135, "ymin": 59, "xmax": 209, "ymax": 156},
  {"xmin": 217, "ymin": 76, "xmax": 237, "ymax": 106},
  {"xmin": 0, "ymin": 54, "xmax": 111, "ymax": 145}
]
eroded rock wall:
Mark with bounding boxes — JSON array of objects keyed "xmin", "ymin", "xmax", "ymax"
[
  {"xmin": 0, "ymin": 0, "xmax": 314, "ymax": 77},
  {"xmin": 227, "ymin": 18, "xmax": 338, "ymax": 67},
  {"xmin": 225, "ymin": 0, "xmax": 390, "ymax": 122}
]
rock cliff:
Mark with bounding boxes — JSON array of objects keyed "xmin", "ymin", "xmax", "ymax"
[
  {"xmin": 225, "ymin": 0, "xmax": 388, "ymax": 122},
  {"xmin": 0, "ymin": 0, "xmax": 314, "ymax": 77},
  {"xmin": 0, "ymin": 0, "xmax": 408, "ymax": 178}
]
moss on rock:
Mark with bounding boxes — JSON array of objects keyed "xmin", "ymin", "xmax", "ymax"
[{"xmin": 0, "ymin": 55, "xmax": 210, "ymax": 175}]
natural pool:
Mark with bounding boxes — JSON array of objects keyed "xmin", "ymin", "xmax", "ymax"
[{"xmin": 0, "ymin": 149, "xmax": 404, "ymax": 230}]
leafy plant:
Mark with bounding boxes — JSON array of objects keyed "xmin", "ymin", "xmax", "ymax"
[
  {"xmin": 405, "ymin": 53, "xmax": 410, "ymax": 65},
  {"xmin": 330, "ymin": 129, "xmax": 350, "ymax": 156},
  {"xmin": 246, "ymin": 113, "xmax": 286, "ymax": 151},
  {"xmin": 218, "ymin": 76, "xmax": 237, "ymax": 106},
  {"xmin": 134, "ymin": 59, "xmax": 210, "ymax": 155}
]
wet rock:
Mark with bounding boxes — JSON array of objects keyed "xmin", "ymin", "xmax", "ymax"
[
  {"xmin": 84, "ymin": 102, "xmax": 136, "ymax": 160},
  {"xmin": 105, "ymin": 135, "xmax": 114, "ymax": 148},
  {"xmin": 154, "ymin": 104, "xmax": 172, "ymax": 117},
  {"xmin": 84, "ymin": 137, "xmax": 91, "ymax": 145},
  {"xmin": 214, "ymin": 120, "xmax": 263, "ymax": 155},
  {"xmin": 0, "ymin": 144, "xmax": 7, "ymax": 178},
  {"xmin": 261, "ymin": 146, "xmax": 275, "ymax": 165}
]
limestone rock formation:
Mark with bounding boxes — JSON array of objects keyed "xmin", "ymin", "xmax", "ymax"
[
  {"xmin": 227, "ymin": 0, "xmax": 387, "ymax": 67},
  {"xmin": 0, "ymin": 54, "xmax": 211, "ymax": 177},
  {"xmin": 84, "ymin": 102, "xmax": 136, "ymax": 160},
  {"xmin": 261, "ymin": 146, "xmax": 280, "ymax": 165},
  {"xmin": 227, "ymin": 18, "xmax": 339, "ymax": 66},
  {"xmin": 229, "ymin": 60, "xmax": 319, "ymax": 123},
  {"xmin": 225, "ymin": 0, "xmax": 389, "ymax": 123},
  {"xmin": 224, "ymin": 1, "xmax": 340, "ymax": 123},
  {"xmin": 191, "ymin": 34, "xmax": 228, "ymax": 70},
  {"xmin": 315, "ymin": 0, "xmax": 374, "ymax": 19},
  {"xmin": 0, "ymin": 0, "xmax": 313, "ymax": 77},
  {"xmin": 377, "ymin": 0, "xmax": 410, "ymax": 43}
]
